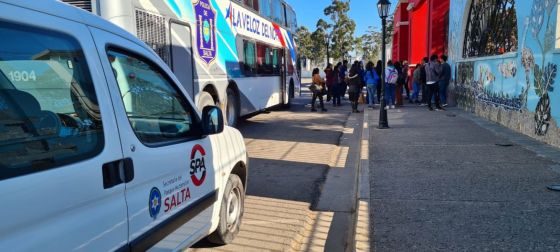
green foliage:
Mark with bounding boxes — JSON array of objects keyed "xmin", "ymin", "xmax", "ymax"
[
  {"xmin": 310, "ymin": 29, "xmax": 327, "ymax": 64},
  {"xmin": 295, "ymin": 26, "xmax": 313, "ymax": 61},
  {"xmin": 324, "ymin": 0, "xmax": 356, "ymax": 61}
]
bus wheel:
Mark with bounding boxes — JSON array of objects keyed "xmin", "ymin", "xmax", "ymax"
[
  {"xmin": 198, "ymin": 91, "xmax": 215, "ymax": 110},
  {"xmin": 207, "ymin": 174, "xmax": 244, "ymax": 245},
  {"xmin": 226, "ymin": 88, "xmax": 239, "ymax": 127}
]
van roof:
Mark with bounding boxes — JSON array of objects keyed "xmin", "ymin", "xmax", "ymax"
[{"xmin": 0, "ymin": 0, "xmax": 152, "ymax": 54}]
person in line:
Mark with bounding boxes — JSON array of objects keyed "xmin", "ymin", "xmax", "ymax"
[
  {"xmin": 402, "ymin": 61, "xmax": 411, "ymax": 103},
  {"xmin": 439, "ymin": 55, "xmax": 451, "ymax": 107},
  {"xmin": 394, "ymin": 61, "xmax": 404, "ymax": 106},
  {"xmin": 310, "ymin": 68, "xmax": 327, "ymax": 112},
  {"xmin": 385, "ymin": 60, "xmax": 398, "ymax": 109},
  {"xmin": 347, "ymin": 62, "xmax": 362, "ymax": 113},
  {"xmin": 419, "ymin": 57, "xmax": 428, "ymax": 106},
  {"xmin": 411, "ymin": 62, "xmax": 422, "ymax": 104},
  {"xmin": 425, "ymin": 54, "xmax": 444, "ymax": 111},
  {"xmin": 324, "ymin": 63, "xmax": 334, "ymax": 102},
  {"xmin": 375, "ymin": 60, "xmax": 383, "ymax": 104},
  {"xmin": 332, "ymin": 63, "xmax": 342, "ymax": 106},
  {"xmin": 364, "ymin": 61, "xmax": 380, "ymax": 108},
  {"xmin": 339, "ymin": 60, "xmax": 349, "ymax": 100}
]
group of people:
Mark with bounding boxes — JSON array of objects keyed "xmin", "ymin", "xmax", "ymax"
[{"xmin": 309, "ymin": 54, "xmax": 451, "ymax": 112}]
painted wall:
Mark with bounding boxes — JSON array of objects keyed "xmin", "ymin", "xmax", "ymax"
[{"xmin": 449, "ymin": 0, "xmax": 560, "ymax": 147}]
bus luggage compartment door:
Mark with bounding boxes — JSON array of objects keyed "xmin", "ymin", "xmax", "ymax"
[{"xmin": 170, "ymin": 22, "xmax": 196, "ymax": 100}]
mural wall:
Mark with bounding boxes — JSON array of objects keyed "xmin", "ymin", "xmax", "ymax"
[{"xmin": 449, "ymin": 0, "xmax": 560, "ymax": 147}]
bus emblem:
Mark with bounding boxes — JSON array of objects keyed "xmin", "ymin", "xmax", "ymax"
[{"xmin": 193, "ymin": 0, "xmax": 217, "ymax": 65}]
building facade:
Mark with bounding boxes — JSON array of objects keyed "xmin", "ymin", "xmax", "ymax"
[
  {"xmin": 449, "ymin": 0, "xmax": 560, "ymax": 147},
  {"xmin": 390, "ymin": 0, "xmax": 449, "ymax": 65}
]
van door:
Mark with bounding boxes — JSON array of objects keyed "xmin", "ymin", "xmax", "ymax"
[
  {"xmin": 170, "ymin": 22, "xmax": 196, "ymax": 100},
  {"xmin": 89, "ymin": 28, "xmax": 221, "ymax": 251},
  {"xmin": 0, "ymin": 4, "xmax": 127, "ymax": 251}
]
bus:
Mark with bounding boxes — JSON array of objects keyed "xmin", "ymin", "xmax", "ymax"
[{"xmin": 62, "ymin": 0, "xmax": 301, "ymax": 126}]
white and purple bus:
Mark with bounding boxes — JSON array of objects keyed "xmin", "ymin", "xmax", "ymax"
[{"xmin": 63, "ymin": 0, "xmax": 300, "ymax": 126}]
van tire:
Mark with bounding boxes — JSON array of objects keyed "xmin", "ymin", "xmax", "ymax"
[
  {"xmin": 207, "ymin": 174, "xmax": 244, "ymax": 245},
  {"xmin": 225, "ymin": 87, "xmax": 239, "ymax": 127},
  {"xmin": 198, "ymin": 91, "xmax": 215, "ymax": 110}
]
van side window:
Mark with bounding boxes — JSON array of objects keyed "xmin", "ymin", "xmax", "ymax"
[
  {"xmin": 0, "ymin": 21, "xmax": 104, "ymax": 180},
  {"xmin": 107, "ymin": 49, "xmax": 200, "ymax": 145}
]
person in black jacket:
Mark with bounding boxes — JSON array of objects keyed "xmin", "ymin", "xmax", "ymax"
[
  {"xmin": 347, "ymin": 62, "xmax": 362, "ymax": 113},
  {"xmin": 439, "ymin": 55, "xmax": 452, "ymax": 107},
  {"xmin": 419, "ymin": 57, "xmax": 428, "ymax": 105}
]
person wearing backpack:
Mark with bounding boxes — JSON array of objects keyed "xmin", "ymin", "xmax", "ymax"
[
  {"xmin": 426, "ymin": 54, "xmax": 444, "ymax": 111},
  {"xmin": 363, "ymin": 61, "xmax": 380, "ymax": 108},
  {"xmin": 384, "ymin": 60, "xmax": 398, "ymax": 109}
]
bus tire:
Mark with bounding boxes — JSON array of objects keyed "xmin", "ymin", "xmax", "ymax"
[
  {"xmin": 207, "ymin": 174, "xmax": 244, "ymax": 245},
  {"xmin": 225, "ymin": 87, "xmax": 239, "ymax": 127},
  {"xmin": 197, "ymin": 91, "xmax": 215, "ymax": 110}
]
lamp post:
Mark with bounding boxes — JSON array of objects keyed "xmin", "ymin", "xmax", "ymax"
[
  {"xmin": 377, "ymin": 0, "xmax": 391, "ymax": 129},
  {"xmin": 325, "ymin": 33, "xmax": 331, "ymax": 66}
]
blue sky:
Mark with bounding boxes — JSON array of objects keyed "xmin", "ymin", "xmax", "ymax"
[{"xmin": 287, "ymin": 0, "xmax": 397, "ymax": 36}]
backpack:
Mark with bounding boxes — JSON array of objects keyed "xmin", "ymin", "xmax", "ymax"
[{"xmin": 387, "ymin": 68, "xmax": 398, "ymax": 84}]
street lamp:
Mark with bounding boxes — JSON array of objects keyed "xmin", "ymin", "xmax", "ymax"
[
  {"xmin": 377, "ymin": 0, "xmax": 391, "ymax": 129},
  {"xmin": 324, "ymin": 33, "xmax": 331, "ymax": 66}
]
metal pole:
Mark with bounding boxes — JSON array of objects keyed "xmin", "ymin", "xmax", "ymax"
[{"xmin": 378, "ymin": 17, "xmax": 389, "ymax": 128}]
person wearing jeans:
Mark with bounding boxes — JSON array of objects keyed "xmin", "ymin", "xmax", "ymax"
[
  {"xmin": 384, "ymin": 60, "xmax": 398, "ymax": 109},
  {"xmin": 425, "ymin": 54, "xmax": 444, "ymax": 111},
  {"xmin": 363, "ymin": 61, "xmax": 380, "ymax": 108}
]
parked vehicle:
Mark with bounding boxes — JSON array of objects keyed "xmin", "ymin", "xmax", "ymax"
[{"xmin": 0, "ymin": 0, "xmax": 248, "ymax": 250}]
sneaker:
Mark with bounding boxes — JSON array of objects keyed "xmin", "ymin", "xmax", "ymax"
[
  {"xmin": 385, "ymin": 106, "xmax": 390, "ymax": 110},
  {"xmin": 428, "ymin": 107, "xmax": 434, "ymax": 111},
  {"xmin": 437, "ymin": 107, "xmax": 446, "ymax": 111},
  {"xmin": 420, "ymin": 103, "xmax": 428, "ymax": 106},
  {"xmin": 311, "ymin": 109, "xmax": 317, "ymax": 112},
  {"xmin": 442, "ymin": 103, "xmax": 448, "ymax": 107},
  {"xmin": 390, "ymin": 105, "xmax": 395, "ymax": 109},
  {"xmin": 322, "ymin": 108, "xmax": 328, "ymax": 112}
]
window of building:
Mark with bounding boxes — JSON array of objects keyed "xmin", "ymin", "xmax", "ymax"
[
  {"xmin": 0, "ymin": 21, "xmax": 103, "ymax": 180},
  {"xmin": 107, "ymin": 49, "xmax": 199, "ymax": 145},
  {"xmin": 463, "ymin": 0, "xmax": 518, "ymax": 58}
]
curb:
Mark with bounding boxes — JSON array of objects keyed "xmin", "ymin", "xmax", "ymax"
[
  {"xmin": 316, "ymin": 105, "xmax": 366, "ymax": 252},
  {"xmin": 353, "ymin": 108, "xmax": 371, "ymax": 251}
]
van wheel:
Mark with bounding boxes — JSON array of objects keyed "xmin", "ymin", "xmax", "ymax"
[
  {"xmin": 207, "ymin": 174, "xmax": 244, "ymax": 245},
  {"xmin": 198, "ymin": 91, "xmax": 215, "ymax": 110},
  {"xmin": 226, "ymin": 88, "xmax": 239, "ymax": 127}
]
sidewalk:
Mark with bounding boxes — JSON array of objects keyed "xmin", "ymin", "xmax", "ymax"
[{"xmin": 368, "ymin": 105, "xmax": 560, "ymax": 251}]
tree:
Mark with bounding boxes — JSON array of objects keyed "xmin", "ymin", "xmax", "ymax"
[
  {"xmin": 355, "ymin": 26, "xmax": 382, "ymax": 62},
  {"xmin": 324, "ymin": 0, "xmax": 356, "ymax": 61},
  {"xmin": 295, "ymin": 26, "xmax": 313, "ymax": 62},
  {"xmin": 310, "ymin": 28, "xmax": 327, "ymax": 64}
]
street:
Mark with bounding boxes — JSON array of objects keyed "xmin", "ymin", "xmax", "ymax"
[{"xmin": 191, "ymin": 83, "xmax": 359, "ymax": 251}]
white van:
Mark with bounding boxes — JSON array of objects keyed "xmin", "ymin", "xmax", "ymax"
[{"xmin": 0, "ymin": 0, "xmax": 248, "ymax": 251}]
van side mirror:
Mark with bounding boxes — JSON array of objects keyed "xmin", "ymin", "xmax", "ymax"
[{"xmin": 201, "ymin": 106, "xmax": 224, "ymax": 135}]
